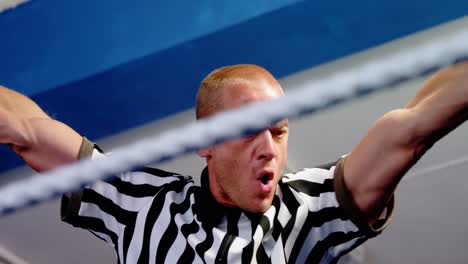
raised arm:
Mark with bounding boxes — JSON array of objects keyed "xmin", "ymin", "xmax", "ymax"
[
  {"xmin": 0, "ymin": 86, "xmax": 82, "ymax": 172},
  {"xmin": 343, "ymin": 61, "xmax": 468, "ymax": 224}
]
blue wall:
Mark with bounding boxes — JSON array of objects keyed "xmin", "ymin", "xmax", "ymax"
[
  {"xmin": 0, "ymin": 0, "xmax": 467, "ymax": 172},
  {"xmin": 0, "ymin": 0, "xmax": 299, "ymax": 95}
]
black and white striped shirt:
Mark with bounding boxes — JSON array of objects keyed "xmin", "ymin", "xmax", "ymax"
[{"xmin": 62, "ymin": 138, "xmax": 393, "ymax": 263}]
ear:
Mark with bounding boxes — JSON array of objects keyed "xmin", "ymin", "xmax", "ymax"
[{"xmin": 197, "ymin": 147, "xmax": 211, "ymax": 158}]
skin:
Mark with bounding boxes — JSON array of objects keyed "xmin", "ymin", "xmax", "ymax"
[{"xmin": 0, "ymin": 86, "xmax": 82, "ymax": 172}]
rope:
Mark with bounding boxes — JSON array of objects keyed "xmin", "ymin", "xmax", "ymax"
[{"xmin": 1, "ymin": 29, "xmax": 468, "ymax": 216}]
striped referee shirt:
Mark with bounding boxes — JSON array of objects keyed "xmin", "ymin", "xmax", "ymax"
[{"xmin": 62, "ymin": 138, "xmax": 394, "ymax": 263}]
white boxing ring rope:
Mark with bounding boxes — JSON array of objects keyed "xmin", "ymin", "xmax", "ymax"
[{"xmin": 1, "ymin": 30, "xmax": 468, "ymax": 216}]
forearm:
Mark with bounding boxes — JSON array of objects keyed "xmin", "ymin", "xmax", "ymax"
[
  {"xmin": 405, "ymin": 62, "xmax": 468, "ymax": 146},
  {"xmin": 0, "ymin": 85, "xmax": 83, "ymax": 172},
  {"xmin": 11, "ymin": 118, "xmax": 83, "ymax": 172},
  {"xmin": 407, "ymin": 62, "xmax": 468, "ymax": 108},
  {"xmin": 0, "ymin": 86, "xmax": 49, "ymax": 119},
  {"xmin": 1, "ymin": 86, "xmax": 51, "ymax": 146},
  {"xmin": 0, "ymin": 86, "xmax": 48, "ymax": 143}
]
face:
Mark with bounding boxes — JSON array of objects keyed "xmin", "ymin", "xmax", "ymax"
[{"xmin": 200, "ymin": 79, "xmax": 288, "ymax": 213}]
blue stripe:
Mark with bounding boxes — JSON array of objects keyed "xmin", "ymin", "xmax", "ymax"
[
  {"xmin": 0, "ymin": 0, "xmax": 299, "ymax": 95},
  {"xmin": 1, "ymin": 0, "xmax": 467, "ymax": 173}
]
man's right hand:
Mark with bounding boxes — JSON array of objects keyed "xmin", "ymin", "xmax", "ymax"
[{"xmin": 0, "ymin": 86, "xmax": 83, "ymax": 172}]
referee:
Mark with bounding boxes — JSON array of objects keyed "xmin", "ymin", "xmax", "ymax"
[{"xmin": 1, "ymin": 63, "xmax": 468, "ymax": 263}]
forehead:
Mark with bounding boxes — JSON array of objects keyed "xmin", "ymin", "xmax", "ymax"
[{"xmin": 221, "ymin": 80, "xmax": 283, "ymax": 110}]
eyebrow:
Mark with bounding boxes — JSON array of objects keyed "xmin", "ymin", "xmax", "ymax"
[{"xmin": 273, "ymin": 119, "xmax": 289, "ymax": 128}]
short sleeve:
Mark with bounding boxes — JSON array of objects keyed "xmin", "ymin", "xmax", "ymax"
[
  {"xmin": 61, "ymin": 137, "xmax": 190, "ymax": 247},
  {"xmin": 279, "ymin": 157, "xmax": 394, "ymax": 261},
  {"xmin": 334, "ymin": 157, "xmax": 394, "ymax": 234}
]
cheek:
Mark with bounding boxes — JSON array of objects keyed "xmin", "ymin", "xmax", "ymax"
[
  {"xmin": 212, "ymin": 146, "xmax": 243, "ymax": 174},
  {"xmin": 278, "ymin": 142, "xmax": 288, "ymax": 171},
  {"xmin": 217, "ymin": 141, "xmax": 250, "ymax": 161}
]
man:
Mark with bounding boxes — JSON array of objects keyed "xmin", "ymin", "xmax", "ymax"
[{"xmin": 0, "ymin": 63, "xmax": 467, "ymax": 263}]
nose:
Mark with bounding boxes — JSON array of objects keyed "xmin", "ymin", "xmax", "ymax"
[{"xmin": 255, "ymin": 130, "xmax": 276, "ymax": 161}]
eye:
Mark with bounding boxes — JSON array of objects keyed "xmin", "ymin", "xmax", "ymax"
[{"xmin": 271, "ymin": 128, "xmax": 288, "ymax": 138}]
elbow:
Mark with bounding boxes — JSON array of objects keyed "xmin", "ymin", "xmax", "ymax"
[{"xmin": 376, "ymin": 108, "xmax": 430, "ymax": 161}]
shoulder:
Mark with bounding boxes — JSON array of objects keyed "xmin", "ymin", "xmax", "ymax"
[
  {"xmin": 82, "ymin": 138, "xmax": 193, "ymax": 185},
  {"xmin": 280, "ymin": 160, "xmax": 338, "ymax": 185},
  {"xmin": 278, "ymin": 160, "xmax": 339, "ymax": 199}
]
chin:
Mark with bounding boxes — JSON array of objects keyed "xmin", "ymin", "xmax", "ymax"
[
  {"xmin": 250, "ymin": 199, "xmax": 274, "ymax": 213},
  {"xmin": 245, "ymin": 207, "xmax": 269, "ymax": 214},
  {"xmin": 257, "ymin": 207, "xmax": 270, "ymax": 214}
]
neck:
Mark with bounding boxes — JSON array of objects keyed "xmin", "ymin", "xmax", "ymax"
[{"xmin": 206, "ymin": 166, "xmax": 236, "ymax": 208}]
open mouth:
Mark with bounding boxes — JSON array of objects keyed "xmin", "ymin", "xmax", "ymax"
[{"xmin": 258, "ymin": 172, "xmax": 274, "ymax": 185}]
